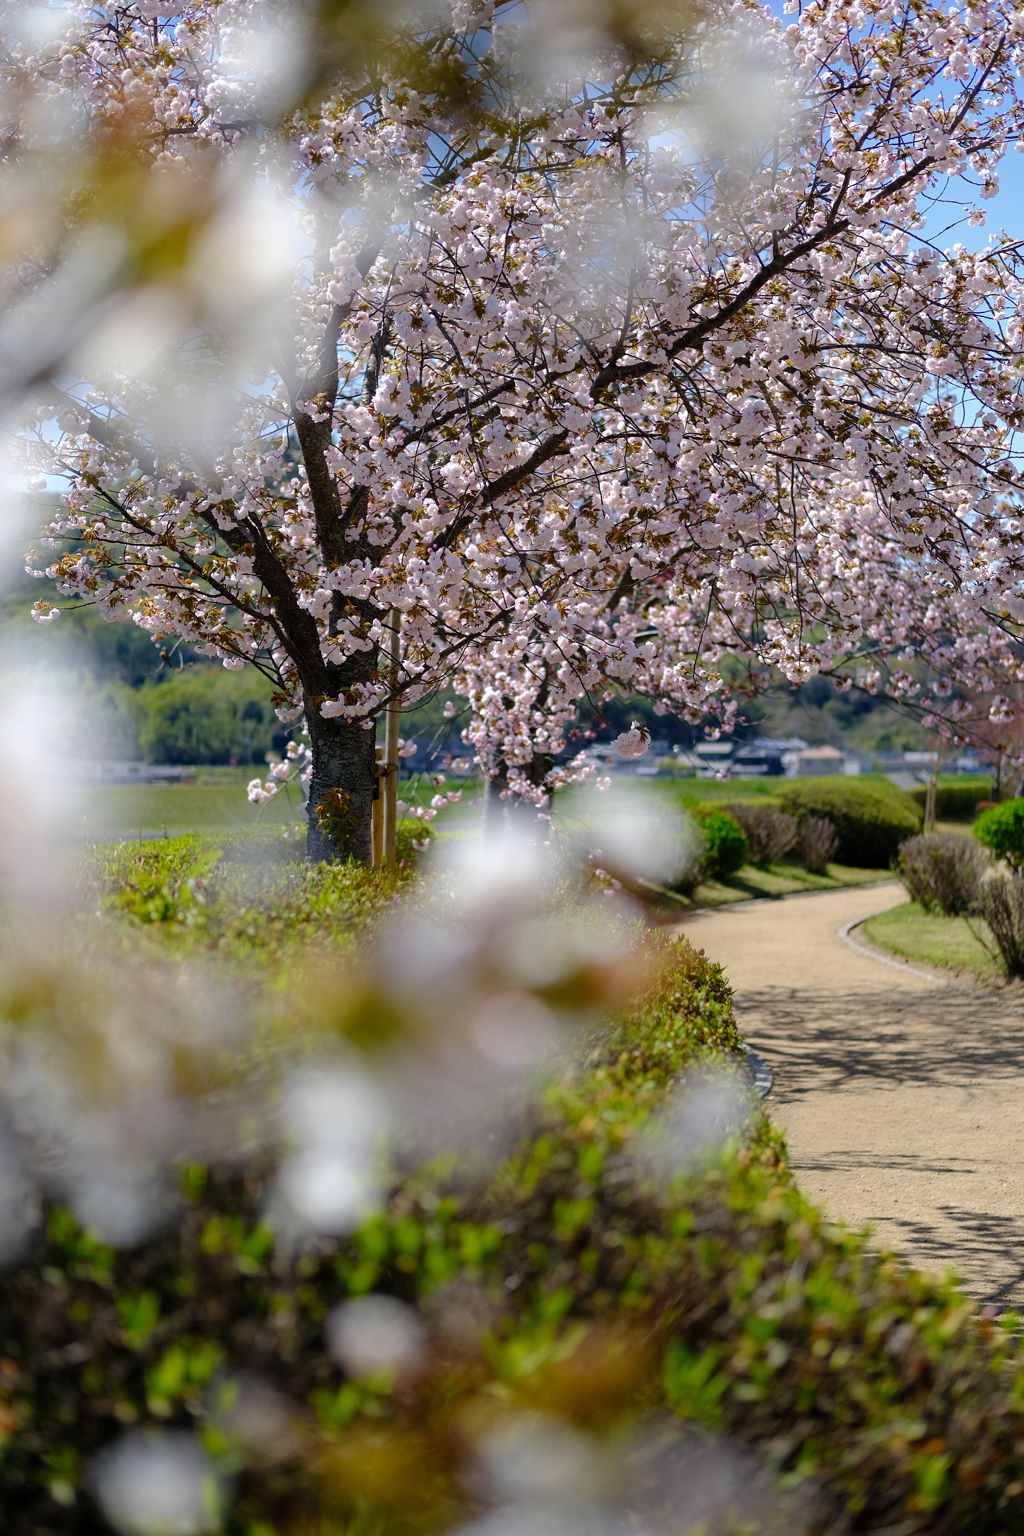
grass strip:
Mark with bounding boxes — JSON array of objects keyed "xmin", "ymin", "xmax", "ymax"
[{"xmin": 860, "ymin": 901, "xmax": 1002, "ymax": 986}]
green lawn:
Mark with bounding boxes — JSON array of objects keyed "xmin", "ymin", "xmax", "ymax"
[
  {"xmin": 691, "ymin": 856, "xmax": 894, "ymax": 906},
  {"xmin": 860, "ymin": 900, "xmax": 1001, "ymax": 983},
  {"xmin": 80, "ymin": 770, "xmax": 483, "ymax": 840},
  {"xmin": 652, "ymin": 775, "xmax": 787, "ymax": 804},
  {"xmin": 81, "ymin": 768, "xmax": 304, "ymax": 838}
]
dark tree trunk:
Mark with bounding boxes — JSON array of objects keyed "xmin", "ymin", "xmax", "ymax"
[
  {"xmin": 304, "ymin": 706, "xmax": 378, "ymax": 863},
  {"xmin": 483, "ymin": 758, "xmax": 510, "ymax": 836},
  {"xmin": 525, "ymin": 753, "xmax": 555, "ymax": 794}
]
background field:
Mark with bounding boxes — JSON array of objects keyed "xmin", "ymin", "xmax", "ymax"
[
  {"xmin": 81, "ymin": 768, "xmax": 937, "ymax": 847},
  {"xmin": 80, "ymin": 771, "xmax": 487, "ymax": 840}
]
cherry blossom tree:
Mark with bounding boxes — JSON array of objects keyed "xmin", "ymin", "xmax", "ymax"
[{"xmin": 16, "ymin": 0, "xmax": 1024, "ymax": 859}]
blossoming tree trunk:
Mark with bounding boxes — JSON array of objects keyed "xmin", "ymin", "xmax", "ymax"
[{"xmin": 304, "ymin": 707, "xmax": 378, "ymax": 863}]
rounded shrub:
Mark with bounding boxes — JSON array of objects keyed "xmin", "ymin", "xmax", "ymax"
[
  {"xmin": 794, "ymin": 814, "xmax": 839, "ymax": 875},
  {"xmin": 977, "ymin": 873, "xmax": 1024, "ymax": 975},
  {"xmin": 896, "ymin": 830, "xmax": 989, "ymax": 915},
  {"xmin": 775, "ymin": 776, "xmax": 922, "ymax": 868},
  {"xmin": 973, "ymin": 797, "xmax": 1024, "ymax": 873},
  {"xmin": 396, "ymin": 818, "xmax": 434, "ymax": 865},
  {"xmin": 689, "ymin": 804, "xmax": 748, "ymax": 880},
  {"xmin": 725, "ymin": 802, "xmax": 795, "ymax": 865}
]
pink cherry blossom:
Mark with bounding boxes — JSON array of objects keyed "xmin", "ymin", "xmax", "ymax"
[{"xmin": 14, "ymin": 0, "xmax": 1024, "ymax": 854}]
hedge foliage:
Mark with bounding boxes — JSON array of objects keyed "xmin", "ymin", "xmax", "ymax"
[
  {"xmin": 82, "ymin": 830, "xmax": 428, "ymax": 963},
  {"xmin": 776, "ymin": 776, "xmax": 922, "ymax": 867},
  {"xmin": 973, "ymin": 798, "xmax": 1024, "ymax": 874},
  {"xmin": 909, "ymin": 780, "xmax": 992, "ymax": 821},
  {"xmin": 686, "ymin": 804, "xmax": 749, "ymax": 882},
  {"xmin": 7, "ymin": 858, "xmax": 1024, "ymax": 1535}
]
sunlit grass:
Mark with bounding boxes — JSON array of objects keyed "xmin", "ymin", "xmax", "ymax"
[
  {"xmin": 79, "ymin": 770, "xmax": 483, "ymax": 840},
  {"xmin": 685, "ymin": 856, "xmax": 894, "ymax": 908},
  {"xmin": 860, "ymin": 900, "xmax": 1002, "ymax": 983}
]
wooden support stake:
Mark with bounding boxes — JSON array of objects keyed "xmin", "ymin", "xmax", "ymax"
[
  {"xmin": 372, "ymin": 745, "xmax": 384, "ymax": 865},
  {"xmin": 383, "ymin": 612, "xmax": 400, "ymax": 864},
  {"xmin": 924, "ymin": 747, "xmax": 939, "ymax": 832}
]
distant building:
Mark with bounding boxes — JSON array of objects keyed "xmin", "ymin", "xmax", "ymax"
[
  {"xmin": 732, "ymin": 737, "xmax": 799, "ymax": 777},
  {"xmin": 55, "ymin": 760, "xmax": 193, "ymax": 784},
  {"xmin": 871, "ymin": 750, "xmax": 986, "ymax": 785},
  {"xmin": 794, "ymin": 744, "xmax": 848, "ymax": 777}
]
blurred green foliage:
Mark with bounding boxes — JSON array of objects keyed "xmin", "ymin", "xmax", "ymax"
[
  {"xmin": 4, "ymin": 861, "xmax": 1024, "ymax": 1533},
  {"xmin": 131, "ymin": 670, "xmax": 285, "ymax": 766}
]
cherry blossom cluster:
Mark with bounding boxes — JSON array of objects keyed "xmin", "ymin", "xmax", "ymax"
[
  {"xmin": 612, "ymin": 725, "xmax": 653, "ymax": 760},
  {"xmin": 247, "ymin": 739, "xmax": 311, "ymax": 809},
  {"xmin": 20, "ymin": 0, "xmax": 1024, "ymax": 801}
]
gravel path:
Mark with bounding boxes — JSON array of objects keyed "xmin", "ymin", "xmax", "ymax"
[{"xmin": 676, "ymin": 883, "xmax": 1024, "ymax": 1306}]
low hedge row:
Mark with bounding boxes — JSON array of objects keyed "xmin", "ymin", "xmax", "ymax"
[
  {"xmin": 6, "ymin": 927, "xmax": 1024, "ymax": 1534},
  {"xmin": 909, "ymin": 780, "xmax": 993, "ymax": 821},
  {"xmin": 776, "ymin": 776, "xmax": 922, "ymax": 867},
  {"xmin": 687, "ymin": 802, "xmax": 749, "ymax": 881},
  {"xmin": 84, "ymin": 831, "xmax": 416, "ymax": 961}
]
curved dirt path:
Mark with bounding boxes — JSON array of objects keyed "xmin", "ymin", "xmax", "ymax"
[{"xmin": 676, "ymin": 884, "xmax": 1024, "ymax": 1306}]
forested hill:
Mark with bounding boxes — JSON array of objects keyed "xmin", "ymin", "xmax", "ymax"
[{"xmin": 1, "ymin": 533, "xmax": 926, "ymax": 767}]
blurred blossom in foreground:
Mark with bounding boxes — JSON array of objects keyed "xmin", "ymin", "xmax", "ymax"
[
  {"xmin": 0, "ymin": 485, "xmax": 37, "ymax": 589},
  {"xmin": 210, "ymin": 1374, "xmax": 303, "ymax": 1464},
  {"xmin": 635, "ymin": 1069, "xmax": 751, "ymax": 1187},
  {"xmin": 326, "ymin": 1294, "xmax": 426, "ymax": 1384},
  {"xmin": 369, "ymin": 825, "xmax": 651, "ymax": 1171},
  {"xmin": 559, "ymin": 779, "xmax": 702, "ymax": 889},
  {"xmin": 0, "ymin": 954, "xmax": 249, "ymax": 1251},
  {"xmin": 0, "ymin": 672, "xmax": 83, "ymax": 909},
  {"xmin": 623, "ymin": 1421, "xmax": 822, "ymax": 1536},
  {"xmin": 455, "ymin": 1413, "xmax": 818, "ymax": 1536},
  {"xmin": 467, "ymin": 1412, "xmax": 607, "ymax": 1509},
  {"xmin": 94, "ymin": 1431, "xmax": 226, "ymax": 1536},
  {"xmin": 0, "ymin": 1129, "xmax": 38, "ymax": 1264},
  {"xmin": 275, "ymin": 1061, "xmax": 389, "ymax": 1235}
]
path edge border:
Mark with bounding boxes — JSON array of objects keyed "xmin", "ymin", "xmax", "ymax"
[
  {"xmin": 744, "ymin": 1046, "xmax": 773, "ymax": 1099},
  {"xmin": 840, "ymin": 914, "xmax": 1024, "ymax": 1015}
]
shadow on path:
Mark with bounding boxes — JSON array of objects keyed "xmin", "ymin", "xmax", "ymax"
[
  {"xmin": 737, "ymin": 986, "xmax": 1022, "ymax": 1098},
  {"xmin": 682, "ymin": 887, "xmax": 1024, "ymax": 1304},
  {"xmin": 735, "ymin": 983, "xmax": 1024, "ymax": 1303}
]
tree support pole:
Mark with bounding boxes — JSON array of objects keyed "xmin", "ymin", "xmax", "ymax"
[
  {"xmin": 924, "ymin": 746, "xmax": 939, "ymax": 832},
  {"xmin": 383, "ymin": 611, "xmax": 400, "ymax": 864},
  {"xmin": 372, "ymin": 746, "xmax": 384, "ymax": 864}
]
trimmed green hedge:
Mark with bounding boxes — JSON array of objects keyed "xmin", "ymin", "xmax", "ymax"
[
  {"xmin": 6, "ymin": 922, "xmax": 1024, "ymax": 1534},
  {"xmin": 974, "ymin": 798, "xmax": 1024, "ymax": 873},
  {"xmin": 84, "ymin": 831, "xmax": 420, "ymax": 961},
  {"xmin": 776, "ymin": 776, "xmax": 922, "ymax": 867},
  {"xmin": 688, "ymin": 803, "xmax": 749, "ymax": 880},
  {"xmin": 909, "ymin": 779, "xmax": 993, "ymax": 821}
]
